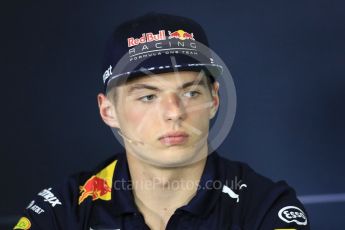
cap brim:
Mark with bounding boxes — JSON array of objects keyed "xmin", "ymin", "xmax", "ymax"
[{"xmin": 106, "ymin": 63, "xmax": 223, "ymax": 91}]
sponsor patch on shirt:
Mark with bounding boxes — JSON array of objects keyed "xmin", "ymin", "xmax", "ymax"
[
  {"xmin": 79, "ymin": 160, "xmax": 117, "ymax": 205},
  {"xmin": 26, "ymin": 200, "xmax": 45, "ymax": 214},
  {"xmin": 222, "ymin": 183, "xmax": 247, "ymax": 203},
  {"xmin": 278, "ymin": 206, "xmax": 308, "ymax": 226},
  {"xmin": 38, "ymin": 187, "xmax": 62, "ymax": 207},
  {"xmin": 13, "ymin": 217, "xmax": 31, "ymax": 230}
]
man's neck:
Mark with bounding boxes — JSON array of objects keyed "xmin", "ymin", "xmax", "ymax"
[{"xmin": 126, "ymin": 149, "xmax": 208, "ymax": 230}]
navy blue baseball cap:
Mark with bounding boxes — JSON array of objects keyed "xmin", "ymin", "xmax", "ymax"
[{"xmin": 102, "ymin": 13, "xmax": 223, "ymax": 91}]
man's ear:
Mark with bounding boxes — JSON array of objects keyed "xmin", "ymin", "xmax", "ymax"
[
  {"xmin": 97, "ymin": 93, "xmax": 120, "ymax": 128},
  {"xmin": 209, "ymin": 81, "xmax": 220, "ymax": 119}
]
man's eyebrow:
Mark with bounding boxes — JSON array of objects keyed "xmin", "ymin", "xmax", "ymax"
[
  {"xmin": 180, "ymin": 80, "xmax": 207, "ymax": 89},
  {"xmin": 127, "ymin": 84, "xmax": 160, "ymax": 95},
  {"xmin": 127, "ymin": 80, "xmax": 207, "ymax": 95}
]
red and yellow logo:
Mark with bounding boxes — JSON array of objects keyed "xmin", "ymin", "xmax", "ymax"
[
  {"xmin": 13, "ymin": 217, "xmax": 31, "ymax": 230},
  {"xmin": 78, "ymin": 160, "xmax": 117, "ymax": 205},
  {"xmin": 168, "ymin": 29, "xmax": 195, "ymax": 40}
]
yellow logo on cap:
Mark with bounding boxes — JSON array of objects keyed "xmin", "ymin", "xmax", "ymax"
[
  {"xmin": 168, "ymin": 29, "xmax": 195, "ymax": 40},
  {"xmin": 13, "ymin": 217, "xmax": 31, "ymax": 229}
]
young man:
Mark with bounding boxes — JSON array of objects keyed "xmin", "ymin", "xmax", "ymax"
[{"xmin": 14, "ymin": 13, "xmax": 310, "ymax": 230}]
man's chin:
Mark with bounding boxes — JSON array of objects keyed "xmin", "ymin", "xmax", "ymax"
[{"xmin": 143, "ymin": 149, "xmax": 208, "ymax": 168}]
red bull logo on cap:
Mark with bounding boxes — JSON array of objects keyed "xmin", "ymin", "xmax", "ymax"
[
  {"xmin": 168, "ymin": 29, "xmax": 195, "ymax": 40},
  {"xmin": 127, "ymin": 30, "xmax": 166, "ymax": 47},
  {"xmin": 79, "ymin": 160, "xmax": 117, "ymax": 205},
  {"xmin": 126, "ymin": 29, "xmax": 198, "ymax": 62}
]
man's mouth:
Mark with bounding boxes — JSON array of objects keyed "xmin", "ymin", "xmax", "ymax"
[{"xmin": 158, "ymin": 131, "xmax": 189, "ymax": 145}]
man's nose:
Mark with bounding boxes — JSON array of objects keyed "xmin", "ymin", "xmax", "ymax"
[{"xmin": 160, "ymin": 92, "xmax": 186, "ymax": 122}]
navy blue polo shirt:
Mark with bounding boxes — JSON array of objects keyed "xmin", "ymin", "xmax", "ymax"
[{"xmin": 15, "ymin": 152, "xmax": 310, "ymax": 229}]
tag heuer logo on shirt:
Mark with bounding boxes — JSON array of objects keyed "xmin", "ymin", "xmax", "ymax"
[{"xmin": 13, "ymin": 217, "xmax": 31, "ymax": 230}]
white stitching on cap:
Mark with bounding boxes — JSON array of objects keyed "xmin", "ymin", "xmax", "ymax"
[{"xmin": 106, "ymin": 63, "xmax": 223, "ymax": 86}]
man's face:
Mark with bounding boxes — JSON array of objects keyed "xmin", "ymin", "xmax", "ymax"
[{"xmin": 108, "ymin": 71, "xmax": 219, "ymax": 167}]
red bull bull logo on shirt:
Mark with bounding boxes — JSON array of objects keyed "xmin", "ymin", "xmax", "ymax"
[{"xmin": 78, "ymin": 160, "xmax": 117, "ymax": 205}]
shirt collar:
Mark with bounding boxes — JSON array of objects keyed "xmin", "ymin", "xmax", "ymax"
[
  {"xmin": 108, "ymin": 152, "xmax": 222, "ymax": 217},
  {"xmin": 109, "ymin": 153, "xmax": 138, "ymax": 216},
  {"xmin": 178, "ymin": 152, "xmax": 223, "ymax": 217}
]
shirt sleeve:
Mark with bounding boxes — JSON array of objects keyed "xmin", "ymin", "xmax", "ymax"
[
  {"xmin": 243, "ymin": 180, "xmax": 310, "ymax": 230},
  {"xmin": 240, "ymin": 166, "xmax": 310, "ymax": 230},
  {"xmin": 257, "ymin": 188, "xmax": 310, "ymax": 229},
  {"xmin": 13, "ymin": 174, "xmax": 83, "ymax": 230},
  {"xmin": 13, "ymin": 187, "xmax": 64, "ymax": 230}
]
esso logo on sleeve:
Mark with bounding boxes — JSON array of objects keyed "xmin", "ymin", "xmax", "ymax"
[{"xmin": 278, "ymin": 206, "xmax": 308, "ymax": 226}]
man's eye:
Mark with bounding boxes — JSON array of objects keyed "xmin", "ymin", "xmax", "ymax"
[
  {"xmin": 138, "ymin": 94, "xmax": 157, "ymax": 102},
  {"xmin": 183, "ymin": 91, "xmax": 200, "ymax": 98}
]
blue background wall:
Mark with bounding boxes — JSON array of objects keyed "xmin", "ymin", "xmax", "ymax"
[{"xmin": 1, "ymin": 0, "xmax": 344, "ymax": 229}]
